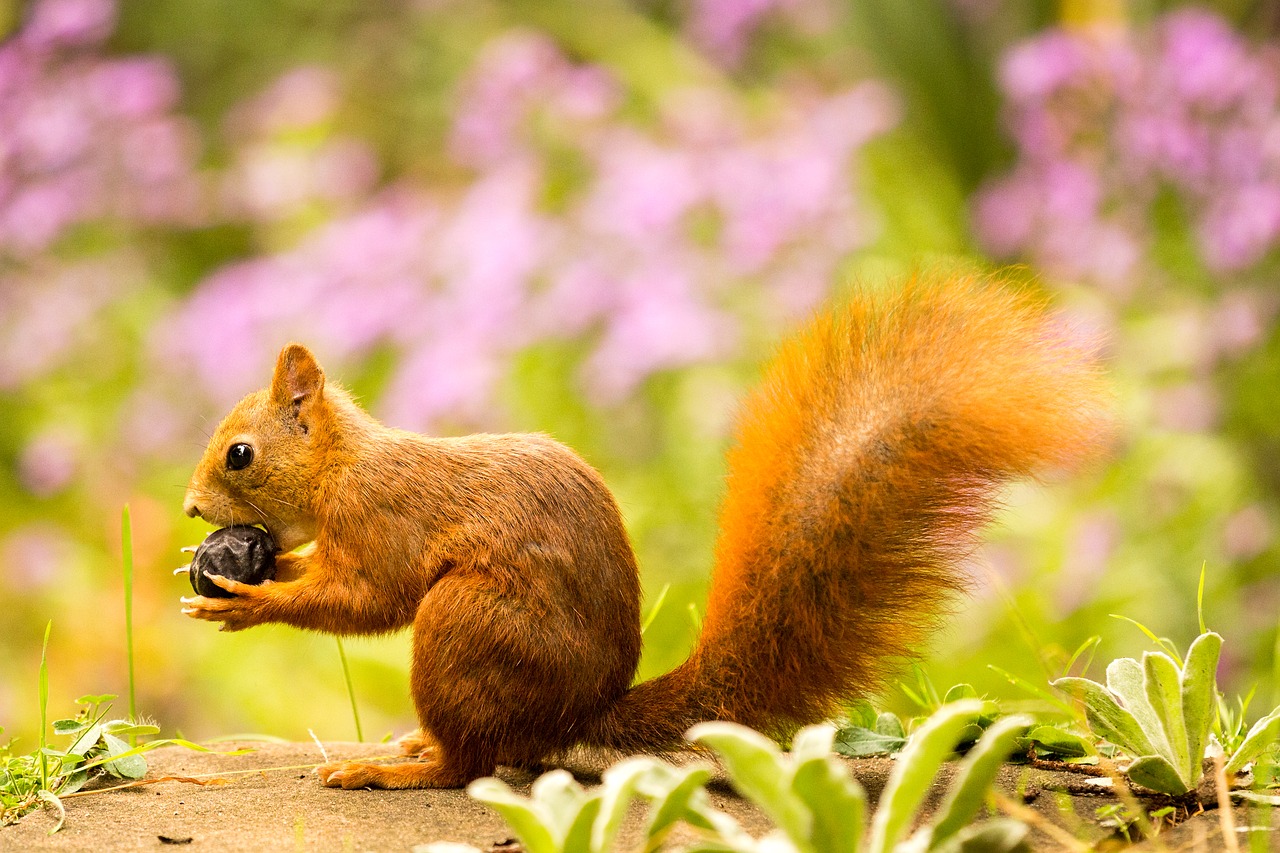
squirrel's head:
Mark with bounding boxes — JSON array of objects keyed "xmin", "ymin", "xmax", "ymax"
[{"xmin": 184, "ymin": 343, "xmax": 330, "ymax": 551}]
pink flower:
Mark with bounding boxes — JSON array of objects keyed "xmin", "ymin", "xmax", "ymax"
[
  {"xmin": 20, "ymin": 0, "xmax": 115, "ymax": 48},
  {"xmin": 686, "ymin": 0, "xmax": 796, "ymax": 66},
  {"xmin": 1000, "ymin": 31, "xmax": 1092, "ymax": 104},
  {"xmin": 0, "ymin": 524, "xmax": 74, "ymax": 591},
  {"xmin": 17, "ymin": 431, "xmax": 80, "ymax": 497}
]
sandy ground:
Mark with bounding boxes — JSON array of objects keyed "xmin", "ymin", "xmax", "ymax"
[{"xmin": 0, "ymin": 740, "xmax": 1267, "ymax": 852}]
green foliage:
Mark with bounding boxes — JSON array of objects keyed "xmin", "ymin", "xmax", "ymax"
[
  {"xmin": 425, "ymin": 703, "xmax": 1031, "ymax": 853},
  {"xmin": 1053, "ymin": 630, "xmax": 1280, "ymax": 795},
  {"xmin": 2, "ymin": 693, "xmax": 153, "ymax": 830},
  {"xmin": 834, "ymin": 682, "xmax": 1001, "ymax": 759}
]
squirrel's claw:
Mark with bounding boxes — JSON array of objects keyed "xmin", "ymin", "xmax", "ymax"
[{"xmin": 181, "ymin": 587, "xmax": 266, "ymax": 632}]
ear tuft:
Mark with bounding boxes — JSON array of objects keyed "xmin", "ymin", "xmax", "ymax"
[{"xmin": 270, "ymin": 344, "xmax": 326, "ymax": 417}]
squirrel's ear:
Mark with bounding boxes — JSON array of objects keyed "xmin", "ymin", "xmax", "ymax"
[{"xmin": 270, "ymin": 344, "xmax": 326, "ymax": 427}]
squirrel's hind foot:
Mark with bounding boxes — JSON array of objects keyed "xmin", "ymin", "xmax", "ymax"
[
  {"xmin": 318, "ymin": 757, "xmax": 485, "ymax": 789},
  {"xmin": 396, "ymin": 729, "xmax": 438, "ymax": 758}
]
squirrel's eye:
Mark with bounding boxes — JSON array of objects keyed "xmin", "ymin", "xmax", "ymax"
[{"xmin": 226, "ymin": 443, "xmax": 254, "ymax": 471}]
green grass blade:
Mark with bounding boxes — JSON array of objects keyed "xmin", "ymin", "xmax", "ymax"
[
  {"xmin": 334, "ymin": 638, "xmax": 363, "ymax": 743},
  {"xmin": 1065, "ymin": 636, "xmax": 1102, "ymax": 676},
  {"xmin": 38, "ymin": 620, "xmax": 52, "ymax": 793},
  {"xmin": 122, "ymin": 505, "xmax": 137, "ymax": 742},
  {"xmin": 640, "ymin": 584, "xmax": 670, "ymax": 637},
  {"xmin": 1197, "ymin": 563, "xmax": 1207, "ymax": 636},
  {"xmin": 988, "ymin": 665, "xmax": 1074, "ymax": 714},
  {"xmin": 1109, "ymin": 615, "xmax": 1182, "ymax": 666},
  {"xmin": 866, "ymin": 699, "xmax": 983, "ymax": 853},
  {"xmin": 1225, "ymin": 706, "xmax": 1280, "ymax": 774}
]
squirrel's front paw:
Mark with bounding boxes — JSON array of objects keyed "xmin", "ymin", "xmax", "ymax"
[{"xmin": 181, "ymin": 576, "xmax": 270, "ymax": 631}]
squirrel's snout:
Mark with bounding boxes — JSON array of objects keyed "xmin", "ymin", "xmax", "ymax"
[{"xmin": 183, "ymin": 493, "xmax": 202, "ymax": 518}]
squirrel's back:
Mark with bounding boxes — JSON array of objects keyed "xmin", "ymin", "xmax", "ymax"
[{"xmin": 588, "ymin": 270, "xmax": 1113, "ymax": 749}]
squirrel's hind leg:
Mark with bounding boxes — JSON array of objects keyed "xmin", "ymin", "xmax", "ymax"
[{"xmin": 318, "ymin": 750, "xmax": 490, "ymax": 790}]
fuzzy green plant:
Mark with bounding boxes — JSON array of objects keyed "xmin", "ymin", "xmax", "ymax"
[
  {"xmin": 1, "ymin": 693, "xmax": 251, "ymax": 833},
  {"xmin": 416, "ymin": 756, "xmax": 714, "ymax": 853},
  {"xmin": 419, "ymin": 700, "xmax": 1032, "ymax": 853},
  {"xmin": 1053, "ymin": 631, "xmax": 1280, "ymax": 796},
  {"xmin": 3, "ymin": 622, "xmax": 252, "ymax": 834}
]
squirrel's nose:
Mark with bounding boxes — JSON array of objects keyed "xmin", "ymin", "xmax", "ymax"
[{"xmin": 183, "ymin": 493, "xmax": 202, "ymax": 518}]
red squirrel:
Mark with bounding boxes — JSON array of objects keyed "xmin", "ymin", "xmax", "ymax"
[{"xmin": 180, "ymin": 270, "xmax": 1112, "ymax": 789}]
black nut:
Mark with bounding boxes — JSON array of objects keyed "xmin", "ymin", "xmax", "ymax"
[{"xmin": 188, "ymin": 525, "xmax": 278, "ymax": 598}]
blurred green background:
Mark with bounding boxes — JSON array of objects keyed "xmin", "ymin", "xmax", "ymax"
[{"xmin": 2, "ymin": 0, "xmax": 1279, "ymax": 748}]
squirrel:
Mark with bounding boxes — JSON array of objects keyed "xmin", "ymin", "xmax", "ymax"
[{"xmin": 180, "ymin": 269, "xmax": 1112, "ymax": 789}]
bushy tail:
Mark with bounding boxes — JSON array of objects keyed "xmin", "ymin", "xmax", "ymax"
[{"xmin": 589, "ymin": 270, "xmax": 1114, "ymax": 751}]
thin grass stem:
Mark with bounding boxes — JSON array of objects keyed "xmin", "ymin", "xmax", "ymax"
[
  {"xmin": 38, "ymin": 621, "xmax": 51, "ymax": 792},
  {"xmin": 122, "ymin": 505, "xmax": 137, "ymax": 743},
  {"xmin": 335, "ymin": 638, "xmax": 363, "ymax": 743}
]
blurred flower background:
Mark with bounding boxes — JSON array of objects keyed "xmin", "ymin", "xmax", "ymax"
[{"xmin": 1, "ymin": 0, "xmax": 1278, "ymax": 746}]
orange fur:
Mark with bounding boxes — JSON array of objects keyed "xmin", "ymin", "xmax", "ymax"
[{"xmin": 182, "ymin": 270, "xmax": 1113, "ymax": 787}]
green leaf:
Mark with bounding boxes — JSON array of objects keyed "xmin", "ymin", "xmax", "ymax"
[
  {"xmin": 1231, "ymin": 790, "xmax": 1280, "ymax": 806},
  {"xmin": 1180, "ymin": 632, "xmax": 1223, "ymax": 780},
  {"xmin": 593, "ymin": 757, "xmax": 655, "ymax": 852},
  {"xmin": 688, "ymin": 722, "xmax": 811, "ymax": 844},
  {"xmin": 843, "ymin": 699, "xmax": 878, "ymax": 730},
  {"xmin": 677, "ymin": 788, "xmax": 756, "ymax": 848},
  {"xmin": 561, "ymin": 795, "xmax": 602, "ymax": 853},
  {"xmin": 866, "ymin": 699, "xmax": 983, "ymax": 853},
  {"xmin": 102, "ymin": 721, "xmax": 160, "ymax": 738},
  {"xmin": 791, "ymin": 755, "xmax": 864, "ymax": 853},
  {"xmin": 790, "ymin": 724, "xmax": 836, "ymax": 765},
  {"xmin": 1225, "ymin": 706, "xmax": 1280, "ymax": 774},
  {"xmin": 932, "ymin": 819, "xmax": 1031, "ymax": 853},
  {"xmin": 1052, "ymin": 677, "xmax": 1156, "ymax": 758},
  {"xmin": 832, "ymin": 726, "xmax": 908, "ymax": 757},
  {"xmin": 639, "ymin": 763, "xmax": 716, "ymax": 847},
  {"xmin": 875, "ymin": 713, "xmax": 906, "ymax": 739},
  {"xmin": 1105, "ymin": 658, "xmax": 1172, "ymax": 763},
  {"xmin": 529, "ymin": 770, "xmax": 586, "ymax": 844},
  {"xmin": 51, "ymin": 720, "xmax": 86, "ymax": 736},
  {"xmin": 1126, "ymin": 755, "xmax": 1189, "ymax": 795},
  {"xmin": 1143, "ymin": 652, "xmax": 1192, "ymax": 785},
  {"xmin": 66, "ymin": 724, "xmax": 102, "ymax": 758},
  {"xmin": 101, "ymin": 733, "xmax": 147, "ymax": 779},
  {"xmin": 943, "ymin": 684, "xmax": 978, "ymax": 704},
  {"xmin": 929, "ymin": 716, "xmax": 1032, "ymax": 846},
  {"xmin": 75, "ymin": 694, "xmax": 117, "ymax": 707},
  {"xmin": 57, "ymin": 769, "xmax": 88, "ymax": 797},
  {"xmin": 1021, "ymin": 726, "xmax": 1095, "ymax": 759},
  {"xmin": 466, "ymin": 777, "xmax": 559, "ymax": 853}
]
